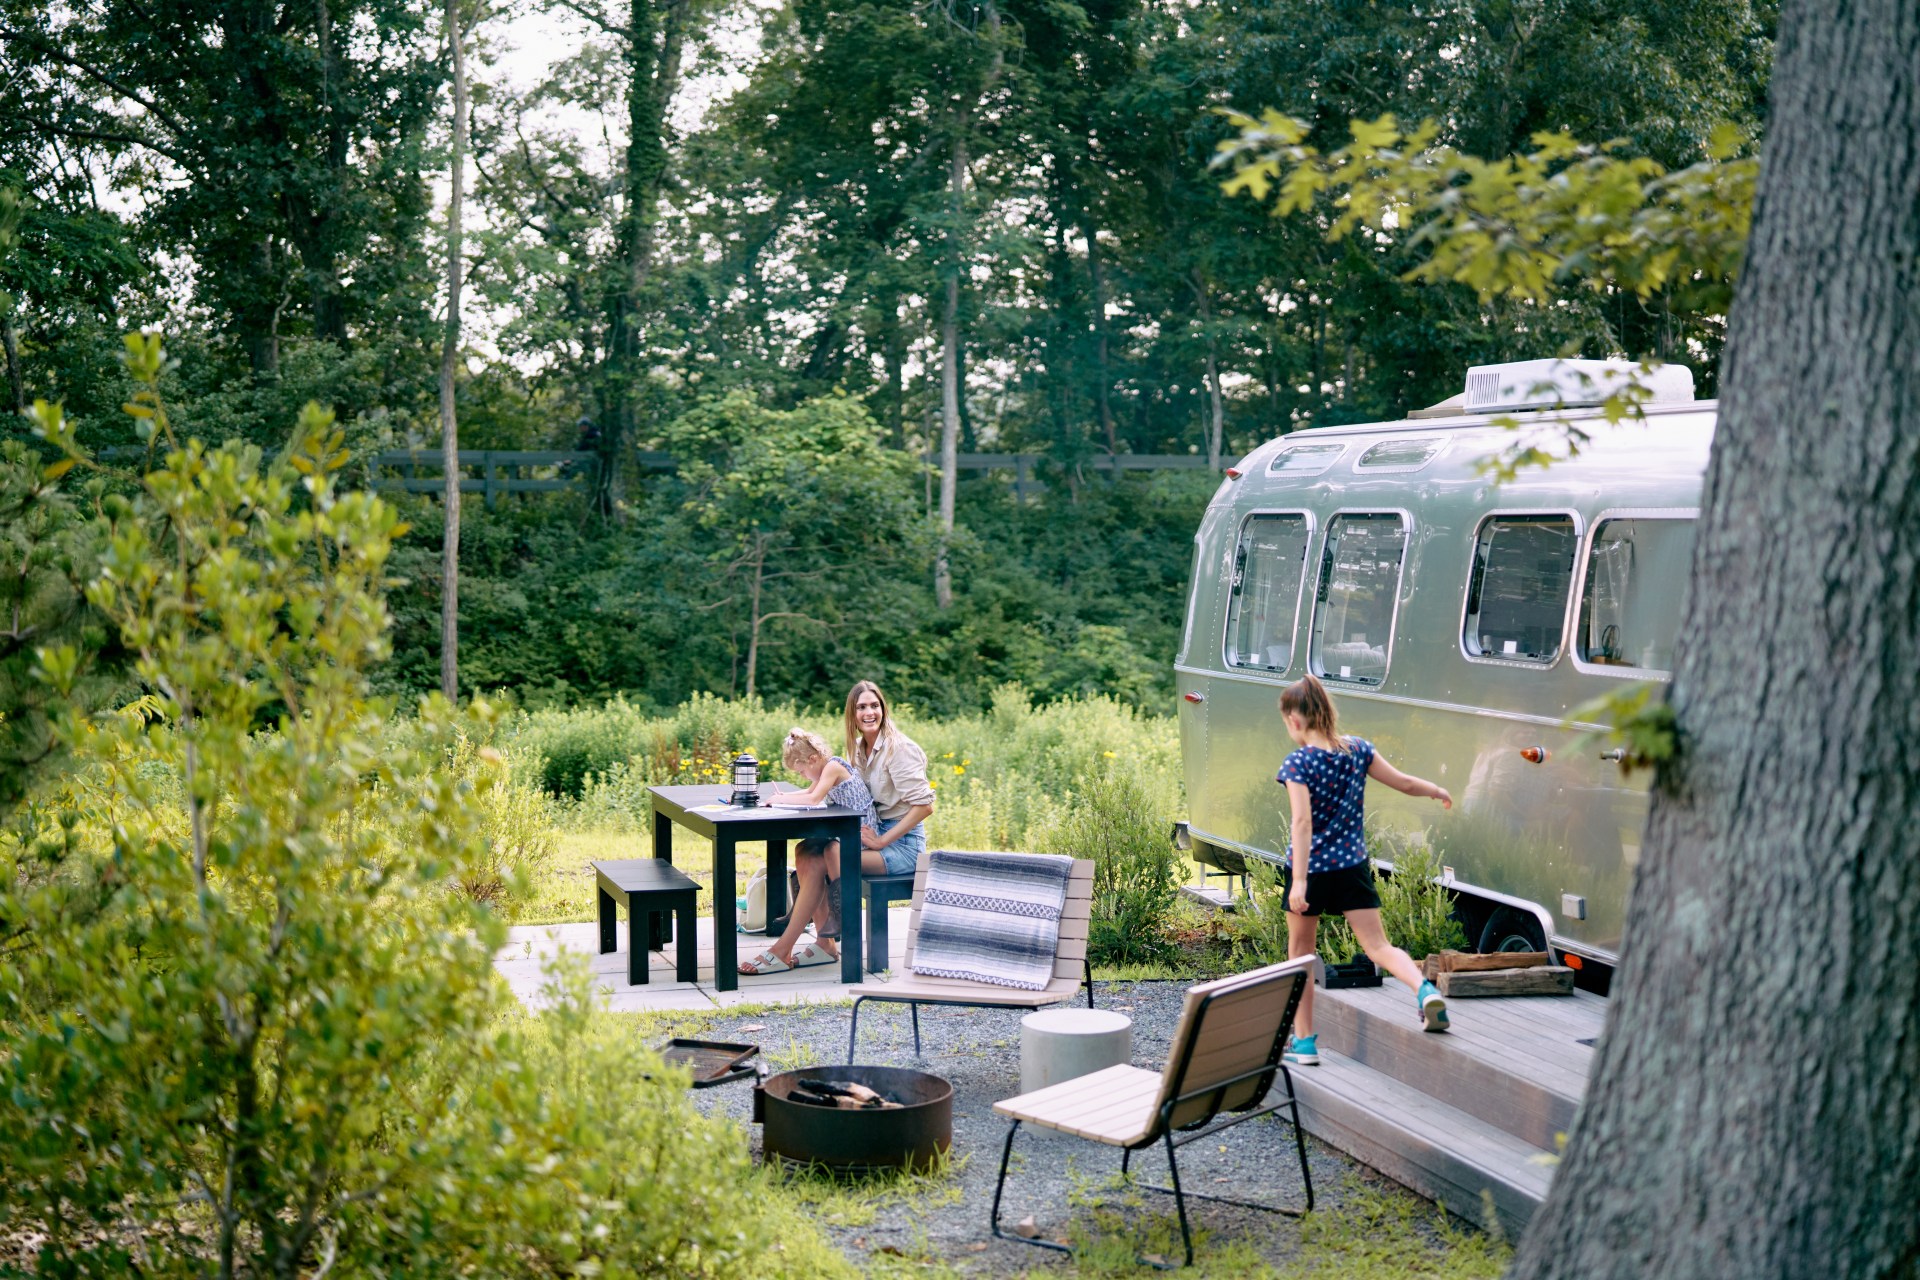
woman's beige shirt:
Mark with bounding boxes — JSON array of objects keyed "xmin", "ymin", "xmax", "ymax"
[{"xmin": 856, "ymin": 731, "xmax": 935, "ymax": 822}]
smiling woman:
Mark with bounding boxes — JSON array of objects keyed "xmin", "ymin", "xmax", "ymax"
[{"xmin": 843, "ymin": 679, "xmax": 935, "ymax": 877}]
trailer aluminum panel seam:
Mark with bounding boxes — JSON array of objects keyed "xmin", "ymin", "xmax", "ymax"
[{"xmin": 1171, "ymin": 663, "xmax": 1608, "ymax": 733}]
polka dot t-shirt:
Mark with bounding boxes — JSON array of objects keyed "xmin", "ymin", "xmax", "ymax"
[{"xmin": 1277, "ymin": 738, "xmax": 1376, "ymax": 872}]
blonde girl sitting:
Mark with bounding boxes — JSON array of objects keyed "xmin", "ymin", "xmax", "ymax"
[{"xmin": 738, "ymin": 728, "xmax": 879, "ymax": 975}]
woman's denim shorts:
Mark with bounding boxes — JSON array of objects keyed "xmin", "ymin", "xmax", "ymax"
[{"xmin": 877, "ymin": 815, "xmax": 927, "ymax": 875}]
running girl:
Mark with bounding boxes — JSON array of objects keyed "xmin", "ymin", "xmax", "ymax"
[{"xmin": 1276, "ymin": 674, "xmax": 1454, "ymax": 1065}]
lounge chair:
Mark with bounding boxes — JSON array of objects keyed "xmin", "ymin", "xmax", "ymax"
[
  {"xmin": 987, "ymin": 955, "xmax": 1317, "ymax": 1268},
  {"xmin": 845, "ymin": 852, "xmax": 1094, "ymax": 1063}
]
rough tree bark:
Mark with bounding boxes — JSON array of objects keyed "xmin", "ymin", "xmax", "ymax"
[
  {"xmin": 1511, "ymin": 4, "xmax": 1920, "ymax": 1277},
  {"xmin": 1192, "ymin": 272, "xmax": 1225, "ymax": 472},
  {"xmin": 596, "ymin": 0, "xmax": 688, "ymax": 513},
  {"xmin": 934, "ymin": 143, "xmax": 961, "ymax": 610},
  {"xmin": 0, "ymin": 312, "xmax": 22, "ymax": 415},
  {"xmin": 1083, "ymin": 219, "xmax": 1118, "ymax": 456},
  {"xmin": 933, "ymin": 0, "xmax": 1002, "ymax": 611},
  {"xmin": 437, "ymin": 0, "xmax": 468, "ymax": 703}
]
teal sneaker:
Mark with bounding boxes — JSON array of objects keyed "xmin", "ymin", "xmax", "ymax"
[
  {"xmin": 1417, "ymin": 980, "xmax": 1450, "ymax": 1032},
  {"xmin": 1283, "ymin": 1034, "xmax": 1320, "ymax": 1066}
]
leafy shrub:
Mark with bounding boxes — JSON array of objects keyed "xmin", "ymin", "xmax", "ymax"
[
  {"xmin": 1031, "ymin": 762, "xmax": 1181, "ymax": 967},
  {"xmin": 361, "ymin": 959, "xmax": 846, "ymax": 1278},
  {"xmin": 513, "ymin": 694, "xmax": 655, "ymax": 797},
  {"xmin": 0, "ymin": 368, "xmax": 848, "ymax": 1278}
]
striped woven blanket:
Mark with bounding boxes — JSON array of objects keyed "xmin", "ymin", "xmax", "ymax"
[{"xmin": 910, "ymin": 850, "xmax": 1075, "ymax": 990}]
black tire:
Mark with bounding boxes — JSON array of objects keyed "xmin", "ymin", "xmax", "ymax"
[{"xmin": 1478, "ymin": 906, "xmax": 1547, "ymax": 955}]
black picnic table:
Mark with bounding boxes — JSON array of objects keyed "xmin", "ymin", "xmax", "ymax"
[{"xmin": 646, "ymin": 783, "xmax": 869, "ymax": 991}]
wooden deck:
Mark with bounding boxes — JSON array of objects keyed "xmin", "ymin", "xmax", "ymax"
[{"xmin": 1289, "ymin": 977, "xmax": 1607, "ymax": 1238}]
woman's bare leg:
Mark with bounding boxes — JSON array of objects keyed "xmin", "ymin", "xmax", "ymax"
[
  {"xmin": 1286, "ymin": 910, "xmax": 1319, "ymax": 1037},
  {"xmin": 1345, "ymin": 909, "xmax": 1425, "ymax": 990},
  {"xmin": 821, "ymin": 839, "xmax": 890, "ymax": 881},
  {"xmin": 766, "ymin": 854, "xmax": 826, "ymax": 961}
]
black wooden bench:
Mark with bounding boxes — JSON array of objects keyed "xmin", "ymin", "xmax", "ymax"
[
  {"xmin": 595, "ymin": 858, "xmax": 698, "ymax": 986},
  {"xmin": 862, "ymin": 871, "xmax": 917, "ymax": 974}
]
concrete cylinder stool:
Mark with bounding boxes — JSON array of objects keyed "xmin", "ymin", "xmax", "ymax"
[{"xmin": 1020, "ymin": 1008, "xmax": 1134, "ymax": 1093}]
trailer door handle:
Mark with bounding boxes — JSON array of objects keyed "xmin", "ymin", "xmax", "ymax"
[
  {"xmin": 1598, "ymin": 747, "xmax": 1626, "ymax": 763},
  {"xmin": 1183, "ymin": 691, "xmax": 1206, "ymax": 703}
]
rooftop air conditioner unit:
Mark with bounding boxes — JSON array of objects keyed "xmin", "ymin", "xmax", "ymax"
[{"xmin": 1462, "ymin": 359, "xmax": 1695, "ymax": 414}]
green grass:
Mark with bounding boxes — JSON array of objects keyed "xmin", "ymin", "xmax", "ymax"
[{"xmin": 1053, "ymin": 1174, "xmax": 1510, "ymax": 1278}]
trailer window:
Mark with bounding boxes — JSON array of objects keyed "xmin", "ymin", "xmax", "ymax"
[
  {"xmin": 1266, "ymin": 443, "xmax": 1347, "ymax": 476},
  {"xmin": 1577, "ymin": 517, "xmax": 1697, "ymax": 674},
  {"xmin": 1310, "ymin": 513, "xmax": 1407, "ymax": 686},
  {"xmin": 1355, "ymin": 439, "xmax": 1444, "ymax": 472},
  {"xmin": 1225, "ymin": 514, "xmax": 1310, "ymax": 672},
  {"xmin": 1464, "ymin": 515, "xmax": 1576, "ymax": 663}
]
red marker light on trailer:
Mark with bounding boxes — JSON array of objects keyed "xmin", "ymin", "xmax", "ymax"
[
  {"xmin": 1562, "ymin": 953, "xmax": 1584, "ymax": 971},
  {"xmin": 1225, "ymin": 467, "xmax": 1243, "ymax": 479},
  {"xmin": 1183, "ymin": 692, "xmax": 1206, "ymax": 703}
]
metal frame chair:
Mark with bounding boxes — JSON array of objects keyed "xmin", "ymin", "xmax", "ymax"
[
  {"xmin": 845, "ymin": 852, "xmax": 1095, "ymax": 1062},
  {"xmin": 987, "ymin": 956, "xmax": 1316, "ymax": 1268}
]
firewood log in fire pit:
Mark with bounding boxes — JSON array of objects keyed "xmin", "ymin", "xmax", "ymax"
[{"xmin": 791, "ymin": 1078, "xmax": 904, "ymax": 1109}]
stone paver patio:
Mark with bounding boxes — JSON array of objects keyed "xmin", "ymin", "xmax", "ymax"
[{"xmin": 496, "ymin": 908, "xmax": 912, "ymax": 1011}]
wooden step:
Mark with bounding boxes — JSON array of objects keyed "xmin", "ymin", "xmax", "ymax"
[
  {"xmin": 1309, "ymin": 978, "xmax": 1604, "ymax": 1150},
  {"xmin": 1291, "ymin": 1050, "xmax": 1553, "ymax": 1240}
]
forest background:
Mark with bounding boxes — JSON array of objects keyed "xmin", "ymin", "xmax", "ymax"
[{"xmin": 0, "ymin": 0, "xmax": 1774, "ymax": 716}]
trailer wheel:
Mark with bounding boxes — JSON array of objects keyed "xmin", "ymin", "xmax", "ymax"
[{"xmin": 1478, "ymin": 907, "xmax": 1547, "ymax": 955}]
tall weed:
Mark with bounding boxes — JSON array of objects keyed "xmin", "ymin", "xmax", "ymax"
[
  {"xmin": 1232, "ymin": 837, "xmax": 1466, "ymax": 966},
  {"xmin": 446, "ymin": 735, "xmax": 557, "ymax": 908},
  {"xmin": 1030, "ymin": 763, "xmax": 1181, "ymax": 967}
]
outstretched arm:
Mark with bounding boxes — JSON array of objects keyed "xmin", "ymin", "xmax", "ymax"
[
  {"xmin": 770, "ymin": 761, "xmax": 848, "ymax": 806},
  {"xmin": 1285, "ymin": 781, "xmax": 1313, "ymax": 914},
  {"xmin": 1367, "ymin": 753, "xmax": 1452, "ymax": 809}
]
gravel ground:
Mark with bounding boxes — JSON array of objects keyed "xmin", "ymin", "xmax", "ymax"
[{"xmin": 673, "ymin": 980, "xmax": 1482, "ymax": 1275}]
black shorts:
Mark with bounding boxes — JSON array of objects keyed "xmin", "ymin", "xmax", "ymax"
[{"xmin": 1283, "ymin": 862, "xmax": 1380, "ymax": 917}]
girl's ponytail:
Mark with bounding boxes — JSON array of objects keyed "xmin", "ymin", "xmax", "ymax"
[{"xmin": 1279, "ymin": 673, "xmax": 1345, "ymax": 750}]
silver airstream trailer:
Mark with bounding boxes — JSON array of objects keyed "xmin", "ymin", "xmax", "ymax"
[{"xmin": 1175, "ymin": 359, "xmax": 1710, "ymax": 979}]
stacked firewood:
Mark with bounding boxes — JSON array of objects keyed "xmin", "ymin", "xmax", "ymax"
[{"xmin": 1419, "ymin": 950, "xmax": 1575, "ymax": 997}]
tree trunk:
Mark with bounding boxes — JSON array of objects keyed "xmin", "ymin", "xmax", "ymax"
[
  {"xmin": 437, "ymin": 0, "xmax": 468, "ymax": 704},
  {"xmin": 931, "ymin": 0, "xmax": 1001, "ymax": 610},
  {"xmin": 879, "ymin": 289, "xmax": 906, "ymax": 448},
  {"xmin": 1084, "ymin": 219, "xmax": 1117, "ymax": 456},
  {"xmin": 0, "ymin": 312, "xmax": 23, "ymax": 415},
  {"xmin": 1193, "ymin": 274, "xmax": 1225, "ymax": 471},
  {"xmin": 743, "ymin": 538, "xmax": 764, "ymax": 701},
  {"xmin": 1511, "ymin": 5, "xmax": 1920, "ymax": 1277},
  {"xmin": 598, "ymin": 0, "xmax": 688, "ymax": 513},
  {"xmin": 244, "ymin": 238, "xmax": 281, "ymax": 380},
  {"xmin": 934, "ymin": 132, "xmax": 965, "ymax": 612}
]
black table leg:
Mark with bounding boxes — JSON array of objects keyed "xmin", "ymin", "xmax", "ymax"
[
  {"xmin": 868, "ymin": 892, "xmax": 890, "ymax": 975},
  {"xmin": 765, "ymin": 838, "xmax": 788, "ymax": 935},
  {"xmin": 649, "ymin": 805, "xmax": 673, "ymax": 950},
  {"xmin": 627, "ymin": 893, "xmax": 647, "ymax": 986},
  {"xmin": 651, "ymin": 804, "xmax": 673, "ymax": 862},
  {"xmin": 675, "ymin": 892, "xmax": 698, "ymax": 982},
  {"xmin": 838, "ymin": 817, "xmax": 864, "ymax": 984},
  {"xmin": 597, "ymin": 882, "xmax": 616, "ymax": 954},
  {"xmin": 713, "ymin": 829, "xmax": 739, "ymax": 992}
]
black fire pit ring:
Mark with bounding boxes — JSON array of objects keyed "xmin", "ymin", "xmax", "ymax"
[{"xmin": 754, "ymin": 1065, "xmax": 952, "ymax": 1175}]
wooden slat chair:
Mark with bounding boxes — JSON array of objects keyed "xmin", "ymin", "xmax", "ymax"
[
  {"xmin": 988, "ymin": 955, "xmax": 1317, "ymax": 1268},
  {"xmin": 845, "ymin": 852, "xmax": 1095, "ymax": 1063}
]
